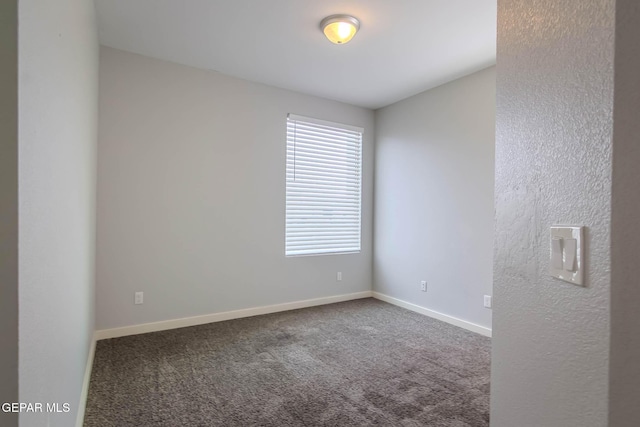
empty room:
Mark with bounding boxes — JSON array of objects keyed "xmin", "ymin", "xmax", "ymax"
[{"xmin": 1, "ymin": 1, "xmax": 639, "ymax": 427}]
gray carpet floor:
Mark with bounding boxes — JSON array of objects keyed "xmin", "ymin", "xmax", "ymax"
[{"xmin": 84, "ymin": 298, "xmax": 490, "ymax": 426}]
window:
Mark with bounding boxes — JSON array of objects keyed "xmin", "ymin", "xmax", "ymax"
[{"xmin": 285, "ymin": 114, "xmax": 363, "ymax": 256}]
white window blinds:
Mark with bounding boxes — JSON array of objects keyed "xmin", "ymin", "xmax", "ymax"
[{"xmin": 286, "ymin": 114, "xmax": 363, "ymax": 256}]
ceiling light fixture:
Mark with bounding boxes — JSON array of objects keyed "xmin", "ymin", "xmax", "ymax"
[{"xmin": 320, "ymin": 14, "xmax": 360, "ymax": 45}]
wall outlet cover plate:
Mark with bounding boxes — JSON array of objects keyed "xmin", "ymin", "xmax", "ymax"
[{"xmin": 549, "ymin": 226, "xmax": 584, "ymax": 286}]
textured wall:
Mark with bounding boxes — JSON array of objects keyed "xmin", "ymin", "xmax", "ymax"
[
  {"xmin": 96, "ymin": 48, "xmax": 374, "ymax": 330},
  {"xmin": 18, "ymin": 0, "xmax": 98, "ymax": 425},
  {"xmin": 0, "ymin": 1, "xmax": 18, "ymax": 426},
  {"xmin": 610, "ymin": 0, "xmax": 640, "ymax": 425},
  {"xmin": 492, "ymin": 1, "xmax": 614, "ymax": 426},
  {"xmin": 374, "ymin": 67, "xmax": 495, "ymax": 330}
]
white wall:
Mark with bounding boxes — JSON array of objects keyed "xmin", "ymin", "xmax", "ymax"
[
  {"xmin": 373, "ymin": 67, "xmax": 495, "ymax": 330},
  {"xmin": 0, "ymin": 1, "xmax": 18, "ymax": 426},
  {"xmin": 18, "ymin": 0, "xmax": 98, "ymax": 425},
  {"xmin": 491, "ymin": 1, "xmax": 614, "ymax": 426},
  {"xmin": 96, "ymin": 48, "xmax": 374, "ymax": 330},
  {"xmin": 610, "ymin": 0, "xmax": 640, "ymax": 424}
]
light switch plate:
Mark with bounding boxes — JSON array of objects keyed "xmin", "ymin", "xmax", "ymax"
[{"xmin": 550, "ymin": 226, "xmax": 584, "ymax": 286}]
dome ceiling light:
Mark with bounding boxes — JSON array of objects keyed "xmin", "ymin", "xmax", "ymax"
[{"xmin": 320, "ymin": 14, "xmax": 360, "ymax": 45}]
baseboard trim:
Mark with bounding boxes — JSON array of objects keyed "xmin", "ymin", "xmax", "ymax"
[
  {"xmin": 95, "ymin": 291, "xmax": 373, "ymax": 340},
  {"xmin": 75, "ymin": 335, "xmax": 96, "ymax": 427},
  {"xmin": 372, "ymin": 292, "xmax": 492, "ymax": 337}
]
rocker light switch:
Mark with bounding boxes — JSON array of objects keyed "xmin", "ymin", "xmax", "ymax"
[
  {"xmin": 563, "ymin": 238, "xmax": 577, "ymax": 271},
  {"xmin": 551, "ymin": 237, "xmax": 563, "ymax": 269},
  {"xmin": 550, "ymin": 226, "xmax": 584, "ymax": 286}
]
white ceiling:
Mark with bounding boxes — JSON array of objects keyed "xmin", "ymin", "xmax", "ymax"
[{"xmin": 95, "ymin": 0, "xmax": 496, "ymax": 109}]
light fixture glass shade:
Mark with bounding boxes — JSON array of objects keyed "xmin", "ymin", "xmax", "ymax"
[{"xmin": 320, "ymin": 15, "xmax": 360, "ymax": 44}]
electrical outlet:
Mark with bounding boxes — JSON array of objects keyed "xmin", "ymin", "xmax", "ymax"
[
  {"xmin": 420, "ymin": 281, "xmax": 427, "ymax": 292},
  {"xmin": 484, "ymin": 295, "xmax": 492, "ymax": 309},
  {"xmin": 135, "ymin": 291, "xmax": 144, "ymax": 305},
  {"xmin": 337, "ymin": 272, "xmax": 342, "ymax": 281}
]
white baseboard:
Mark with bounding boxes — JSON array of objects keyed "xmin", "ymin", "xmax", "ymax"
[
  {"xmin": 372, "ymin": 292, "xmax": 492, "ymax": 337},
  {"xmin": 95, "ymin": 291, "xmax": 373, "ymax": 341},
  {"xmin": 75, "ymin": 335, "xmax": 96, "ymax": 427}
]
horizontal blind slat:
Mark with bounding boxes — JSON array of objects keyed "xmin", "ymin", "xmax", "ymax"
[
  {"xmin": 286, "ymin": 168, "xmax": 361, "ymax": 181},
  {"xmin": 284, "ymin": 225, "xmax": 360, "ymax": 230},
  {"xmin": 286, "ymin": 146, "xmax": 360, "ymax": 163},
  {"xmin": 286, "ymin": 158, "xmax": 359, "ymax": 173},
  {"xmin": 288, "ymin": 122, "xmax": 362, "ymax": 139},
  {"xmin": 286, "ymin": 181, "xmax": 360, "ymax": 191},
  {"xmin": 286, "ymin": 242, "xmax": 361, "ymax": 250}
]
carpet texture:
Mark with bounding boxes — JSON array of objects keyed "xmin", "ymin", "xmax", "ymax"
[{"xmin": 84, "ymin": 298, "xmax": 490, "ymax": 426}]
